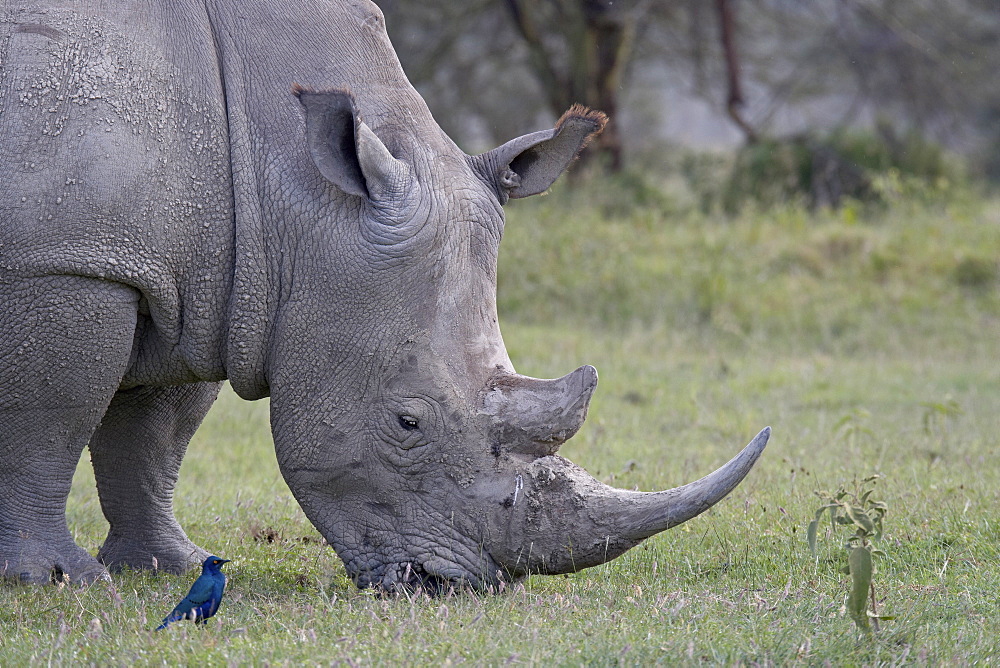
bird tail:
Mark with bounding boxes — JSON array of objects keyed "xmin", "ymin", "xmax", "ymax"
[
  {"xmin": 155, "ymin": 608, "xmax": 199, "ymax": 631},
  {"xmin": 155, "ymin": 613, "xmax": 182, "ymax": 631}
]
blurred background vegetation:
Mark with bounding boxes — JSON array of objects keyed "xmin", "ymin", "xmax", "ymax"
[{"xmin": 379, "ymin": 0, "xmax": 1000, "ymax": 210}]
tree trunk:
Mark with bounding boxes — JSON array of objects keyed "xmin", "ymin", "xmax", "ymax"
[
  {"xmin": 503, "ymin": 0, "xmax": 641, "ymax": 173},
  {"xmin": 715, "ymin": 0, "xmax": 757, "ymax": 144}
]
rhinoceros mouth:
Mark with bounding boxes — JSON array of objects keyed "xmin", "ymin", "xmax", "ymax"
[
  {"xmin": 351, "ymin": 554, "xmax": 507, "ymax": 596},
  {"xmin": 352, "ymin": 561, "xmax": 456, "ymax": 596}
]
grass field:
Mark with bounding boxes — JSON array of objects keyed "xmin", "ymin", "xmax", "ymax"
[{"xmin": 2, "ymin": 183, "xmax": 999, "ymax": 665}]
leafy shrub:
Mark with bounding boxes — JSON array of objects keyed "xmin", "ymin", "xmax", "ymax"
[
  {"xmin": 834, "ymin": 122, "xmax": 950, "ymax": 182},
  {"xmin": 953, "ymin": 255, "xmax": 998, "ymax": 289},
  {"xmin": 720, "ymin": 124, "xmax": 957, "ymax": 213},
  {"xmin": 808, "ymin": 475, "xmax": 895, "ymax": 633}
]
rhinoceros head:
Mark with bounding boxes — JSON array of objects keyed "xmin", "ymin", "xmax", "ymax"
[{"xmin": 265, "ymin": 88, "xmax": 768, "ymax": 593}]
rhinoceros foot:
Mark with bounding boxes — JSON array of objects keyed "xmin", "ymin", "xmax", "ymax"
[
  {"xmin": 98, "ymin": 530, "xmax": 208, "ymax": 575},
  {"xmin": 1, "ymin": 535, "xmax": 110, "ymax": 585}
]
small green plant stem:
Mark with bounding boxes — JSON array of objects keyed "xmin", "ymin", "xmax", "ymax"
[
  {"xmin": 869, "ymin": 581, "xmax": 880, "ymax": 633},
  {"xmin": 861, "ymin": 535, "xmax": 880, "ymax": 633}
]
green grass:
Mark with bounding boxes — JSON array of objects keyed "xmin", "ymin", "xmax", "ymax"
[{"xmin": 3, "ymin": 186, "xmax": 1000, "ymax": 664}]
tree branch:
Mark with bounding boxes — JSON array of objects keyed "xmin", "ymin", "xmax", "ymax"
[
  {"xmin": 502, "ymin": 0, "xmax": 572, "ymax": 113},
  {"xmin": 715, "ymin": 0, "xmax": 758, "ymax": 143}
]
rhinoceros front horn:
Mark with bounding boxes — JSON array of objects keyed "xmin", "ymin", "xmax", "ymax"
[{"xmin": 487, "ymin": 427, "xmax": 770, "ymax": 577}]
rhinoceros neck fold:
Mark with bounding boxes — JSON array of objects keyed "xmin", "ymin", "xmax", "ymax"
[{"xmin": 205, "ymin": 1, "xmax": 445, "ymax": 400}]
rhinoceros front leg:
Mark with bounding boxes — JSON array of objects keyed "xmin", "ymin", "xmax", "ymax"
[
  {"xmin": 91, "ymin": 382, "xmax": 221, "ymax": 574},
  {"xmin": 0, "ymin": 276, "xmax": 138, "ymax": 584}
]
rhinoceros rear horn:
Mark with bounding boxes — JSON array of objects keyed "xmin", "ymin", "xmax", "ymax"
[
  {"xmin": 471, "ymin": 105, "xmax": 608, "ymax": 201},
  {"xmin": 482, "ymin": 366, "xmax": 598, "ymax": 457},
  {"xmin": 294, "ymin": 85, "xmax": 410, "ymax": 202}
]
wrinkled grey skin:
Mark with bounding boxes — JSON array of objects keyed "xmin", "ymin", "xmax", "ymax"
[{"xmin": 0, "ymin": 0, "xmax": 769, "ymax": 591}]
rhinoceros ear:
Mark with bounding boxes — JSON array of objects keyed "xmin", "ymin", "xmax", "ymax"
[
  {"xmin": 293, "ymin": 85, "xmax": 410, "ymax": 201},
  {"xmin": 472, "ymin": 105, "xmax": 607, "ymax": 201}
]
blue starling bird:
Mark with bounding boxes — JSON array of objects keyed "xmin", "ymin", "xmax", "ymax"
[{"xmin": 155, "ymin": 556, "xmax": 230, "ymax": 630}]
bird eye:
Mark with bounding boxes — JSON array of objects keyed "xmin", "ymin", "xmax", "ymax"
[{"xmin": 398, "ymin": 415, "xmax": 419, "ymax": 431}]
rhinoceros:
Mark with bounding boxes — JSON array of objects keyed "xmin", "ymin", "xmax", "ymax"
[{"xmin": 0, "ymin": 0, "xmax": 769, "ymax": 591}]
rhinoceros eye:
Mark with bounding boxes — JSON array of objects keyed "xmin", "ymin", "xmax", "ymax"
[{"xmin": 398, "ymin": 415, "xmax": 420, "ymax": 431}]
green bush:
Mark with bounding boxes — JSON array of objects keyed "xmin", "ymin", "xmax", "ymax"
[
  {"xmin": 953, "ymin": 254, "xmax": 998, "ymax": 289},
  {"xmin": 719, "ymin": 124, "xmax": 959, "ymax": 213}
]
